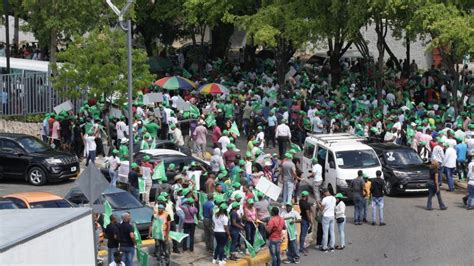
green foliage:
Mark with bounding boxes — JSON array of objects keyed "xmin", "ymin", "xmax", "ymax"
[
  {"xmin": 1, "ymin": 114, "xmax": 44, "ymax": 123},
  {"xmin": 51, "ymin": 28, "xmax": 154, "ymax": 103}
]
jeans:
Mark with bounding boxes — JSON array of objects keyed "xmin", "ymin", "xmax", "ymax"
[
  {"xmin": 336, "ymin": 220, "xmax": 345, "ymax": 247},
  {"xmin": 445, "ymin": 167, "xmax": 455, "ymax": 191},
  {"xmin": 214, "ymin": 232, "xmax": 227, "ymax": 261},
  {"xmin": 230, "ymin": 229, "xmax": 240, "ymax": 253},
  {"xmin": 269, "ymin": 240, "xmax": 282, "ymax": 266},
  {"xmin": 353, "ymin": 196, "xmax": 364, "ymax": 223},
  {"xmin": 119, "ymin": 246, "xmax": 135, "ymax": 266},
  {"xmin": 129, "ymin": 186, "xmax": 139, "ymax": 201},
  {"xmin": 107, "ymin": 247, "xmax": 118, "ymax": 265},
  {"xmin": 456, "ymin": 161, "xmax": 467, "ymax": 180},
  {"xmin": 299, "ymin": 220, "xmax": 309, "ymax": 252},
  {"xmin": 371, "ymin": 197, "xmax": 384, "ymax": 223},
  {"xmin": 203, "ymin": 218, "xmax": 214, "ymax": 251},
  {"xmin": 109, "ymin": 169, "xmax": 118, "ymax": 187},
  {"xmin": 362, "ymin": 198, "xmax": 368, "ymax": 220},
  {"xmin": 467, "ymin": 184, "xmax": 474, "ymax": 208},
  {"xmin": 176, "ymin": 209, "xmax": 185, "ymax": 232},
  {"xmin": 437, "ymin": 165, "xmax": 444, "ymax": 185},
  {"xmin": 85, "ymin": 150, "xmax": 96, "ymax": 166},
  {"xmin": 313, "ymin": 180, "xmax": 323, "ymax": 202},
  {"xmin": 286, "ymin": 239, "xmax": 299, "ymax": 261},
  {"xmin": 321, "ymin": 216, "xmax": 335, "ymax": 249},
  {"xmin": 267, "ymin": 126, "xmax": 276, "ymax": 147},
  {"xmin": 427, "ymin": 180, "xmax": 446, "ymax": 209},
  {"xmin": 183, "ymin": 223, "xmax": 195, "ymax": 251},
  {"xmin": 144, "ymin": 179, "xmax": 152, "ymax": 205},
  {"xmin": 283, "ymin": 181, "xmax": 295, "ymax": 204},
  {"xmin": 245, "ymin": 222, "xmax": 255, "ymax": 245}
]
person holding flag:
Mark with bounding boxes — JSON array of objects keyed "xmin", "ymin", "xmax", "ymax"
[
  {"xmin": 281, "ymin": 202, "xmax": 301, "ymax": 264},
  {"xmin": 181, "ymin": 198, "xmax": 198, "ymax": 252},
  {"xmin": 212, "ymin": 203, "xmax": 230, "ymax": 265},
  {"xmin": 141, "ymin": 155, "xmax": 154, "ymax": 206},
  {"xmin": 148, "ymin": 204, "xmax": 171, "ymax": 264}
]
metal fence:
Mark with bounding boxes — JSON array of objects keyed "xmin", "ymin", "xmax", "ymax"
[{"xmin": 0, "ymin": 72, "xmax": 82, "ymax": 116}]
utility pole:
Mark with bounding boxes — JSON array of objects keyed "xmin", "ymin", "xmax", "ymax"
[
  {"xmin": 106, "ymin": 0, "xmax": 134, "ymax": 170},
  {"xmin": 3, "ymin": 0, "xmax": 10, "ymax": 74}
]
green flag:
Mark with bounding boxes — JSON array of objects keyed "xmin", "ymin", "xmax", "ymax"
[
  {"xmin": 150, "ymin": 137, "xmax": 157, "ymax": 149},
  {"xmin": 230, "ymin": 122, "xmax": 240, "ymax": 137},
  {"xmin": 224, "ymin": 241, "xmax": 231, "ymax": 256},
  {"xmin": 190, "ymin": 104, "xmax": 200, "ymax": 117},
  {"xmin": 152, "ymin": 161, "xmax": 166, "ymax": 182},
  {"xmin": 198, "ymin": 191, "xmax": 207, "ymax": 220},
  {"xmin": 152, "ymin": 217, "xmax": 164, "ymax": 240},
  {"xmin": 134, "ymin": 223, "xmax": 142, "ymax": 248},
  {"xmin": 205, "ymin": 114, "xmax": 216, "ymax": 127},
  {"xmin": 136, "ymin": 248, "xmax": 148, "ymax": 266},
  {"xmin": 285, "ymin": 220, "xmax": 297, "ymax": 241},
  {"xmin": 138, "ymin": 177, "xmax": 146, "ymax": 194},
  {"xmin": 253, "ymin": 228, "xmax": 266, "ymax": 250},
  {"xmin": 241, "ymin": 233, "xmax": 256, "ymax": 257},
  {"xmin": 169, "ymin": 231, "xmax": 189, "ymax": 243},
  {"xmin": 102, "ymin": 200, "xmax": 113, "ymax": 228}
]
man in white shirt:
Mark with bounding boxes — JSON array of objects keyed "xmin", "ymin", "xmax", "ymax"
[
  {"xmin": 311, "ymin": 158, "xmax": 323, "ymax": 201},
  {"xmin": 256, "ymin": 126, "xmax": 265, "ymax": 150},
  {"xmin": 442, "ymin": 142, "xmax": 457, "ymax": 191},
  {"xmin": 218, "ymin": 130, "xmax": 231, "ymax": 154},
  {"xmin": 275, "ymin": 120, "xmax": 291, "ymax": 158},
  {"xmin": 318, "ymin": 189, "xmax": 336, "ymax": 252},
  {"xmin": 311, "ymin": 113, "xmax": 324, "ymax": 134},
  {"xmin": 116, "ymin": 117, "xmax": 127, "ymax": 140},
  {"xmin": 431, "ymin": 140, "xmax": 445, "ymax": 185}
]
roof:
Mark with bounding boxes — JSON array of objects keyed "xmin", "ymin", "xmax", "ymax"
[
  {"xmin": 0, "ymin": 56, "xmax": 50, "ymax": 72},
  {"xmin": 3, "ymin": 192, "xmax": 63, "ymax": 203},
  {"xmin": 369, "ymin": 143, "xmax": 413, "ymax": 151},
  {"xmin": 329, "ymin": 142, "xmax": 375, "ymax": 152},
  {"xmin": 0, "ymin": 208, "xmax": 92, "ymax": 252},
  {"xmin": 141, "ymin": 149, "xmax": 186, "ymax": 157}
]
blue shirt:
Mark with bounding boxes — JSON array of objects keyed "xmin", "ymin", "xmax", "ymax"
[
  {"xmin": 202, "ymin": 200, "xmax": 214, "ymax": 219},
  {"xmin": 268, "ymin": 115, "xmax": 277, "ymax": 127},
  {"xmin": 456, "ymin": 143, "xmax": 467, "ymax": 162}
]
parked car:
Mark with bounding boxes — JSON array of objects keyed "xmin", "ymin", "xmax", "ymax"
[
  {"xmin": 3, "ymin": 192, "xmax": 73, "ymax": 208},
  {"xmin": 64, "ymin": 187, "xmax": 153, "ymax": 235},
  {"xmin": 0, "ymin": 198, "xmax": 19, "ymax": 209},
  {"xmin": 0, "ymin": 133, "xmax": 80, "ymax": 185},
  {"xmin": 102, "ymin": 149, "xmax": 211, "ymax": 201},
  {"xmin": 368, "ymin": 143, "xmax": 430, "ymax": 196}
]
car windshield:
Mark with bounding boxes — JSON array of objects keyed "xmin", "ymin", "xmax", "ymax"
[
  {"xmin": 384, "ymin": 149, "xmax": 424, "ymax": 166},
  {"xmin": 17, "ymin": 136, "xmax": 51, "ymax": 153},
  {"xmin": 104, "ymin": 192, "xmax": 143, "ymax": 210},
  {"xmin": 30, "ymin": 200, "xmax": 72, "ymax": 208},
  {"xmin": 335, "ymin": 150, "xmax": 380, "ymax": 169},
  {"xmin": 0, "ymin": 201, "xmax": 18, "ymax": 209}
]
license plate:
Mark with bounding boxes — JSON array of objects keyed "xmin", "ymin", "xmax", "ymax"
[{"xmin": 71, "ymin": 166, "xmax": 77, "ymax": 172}]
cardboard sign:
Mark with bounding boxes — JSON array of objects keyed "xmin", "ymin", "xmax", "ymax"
[
  {"xmin": 186, "ymin": 170, "xmax": 201, "ymax": 191},
  {"xmin": 255, "ymin": 177, "xmax": 281, "ymax": 201},
  {"xmin": 53, "ymin": 100, "xmax": 73, "ymax": 114},
  {"xmin": 143, "ymin": 93, "xmax": 163, "ymax": 105}
]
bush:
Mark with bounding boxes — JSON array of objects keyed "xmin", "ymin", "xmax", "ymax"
[{"xmin": 0, "ymin": 114, "xmax": 45, "ymax": 123}]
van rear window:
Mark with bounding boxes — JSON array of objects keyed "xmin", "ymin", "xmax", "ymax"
[{"xmin": 303, "ymin": 143, "xmax": 315, "ymax": 158}]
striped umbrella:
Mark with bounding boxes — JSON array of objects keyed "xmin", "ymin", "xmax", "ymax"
[
  {"xmin": 154, "ymin": 76, "xmax": 196, "ymax": 90},
  {"xmin": 198, "ymin": 83, "xmax": 230, "ymax": 95}
]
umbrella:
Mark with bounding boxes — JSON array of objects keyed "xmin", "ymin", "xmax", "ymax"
[
  {"xmin": 198, "ymin": 83, "xmax": 230, "ymax": 95},
  {"xmin": 154, "ymin": 76, "xmax": 196, "ymax": 90}
]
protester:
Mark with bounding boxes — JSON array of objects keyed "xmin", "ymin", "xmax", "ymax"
[
  {"xmin": 427, "ymin": 161, "xmax": 447, "ymax": 210},
  {"xmin": 334, "ymin": 193, "xmax": 346, "ymax": 250},
  {"xmin": 281, "ymin": 202, "xmax": 301, "ymax": 264},
  {"xmin": 203, "ymin": 193, "xmax": 215, "ymax": 254},
  {"xmin": 213, "ymin": 203, "xmax": 230, "ymax": 265},
  {"xmin": 442, "ymin": 142, "xmax": 457, "ymax": 191},
  {"xmin": 148, "ymin": 204, "xmax": 171, "ymax": 263},
  {"xmin": 350, "ymin": 170, "xmax": 365, "ymax": 225},
  {"xmin": 229, "ymin": 202, "xmax": 245, "ymax": 261},
  {"xmin": 311, "ymin": 158, "xmax": 323, "ymax": 202},
  {"xmin": 266, "ymin": 207, "xmax": 285, "ymax": 266},
  {"xmin": 318, "ymin": 188, "xmax": 336, "ymax": 252},
  {"xmin": 118, "ymin": 212, "xmax": 136, "ymax": 266},
  {"xmin": 370, "ymin": 170, "xmax": 386, "ymax": 226},
  {"xmin": 128, "ymin": 163, "xmax": 140, "ymax": 200},
  {"xmin": 105, "ymin": 215, "xmax": 120, "ymax": 265},
  {"xmin": 362, "ymin": 173, "xmax": 371, "ymax": 223},
  {"xmin": 281, "ymin": 153, "xmax": 298, "ymax": 204},
  {"xmin": 181, "ymin": 198, "xmax": 198, "ymax": 252},
  {"xmin": 298, "ymin": 191, "xmax": 313, "ymax": 255},
  {"xmin": 108, "ymin": 149, "xmax": 121, "ymax": 187}
]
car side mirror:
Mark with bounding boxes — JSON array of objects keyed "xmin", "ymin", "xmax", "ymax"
[
  {"xmin": 329, "ymin": 161, "xmax": 335, "ymax": 169},
  {"xmin": 14, "ymin": 150, "xmax": 24, "ymax": 156}
]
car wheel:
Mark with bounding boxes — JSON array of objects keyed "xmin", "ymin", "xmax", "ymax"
[
  {"xmin": 28, "ymin": 167, "xmax": 47, "ymax": 186},
  {"xmin": 327, "ymin": 184, "xmax": 335, "ymax": 195},
  {"xmin": 384, "ymin": 179, "xmax": 395, "ymax": 196}
]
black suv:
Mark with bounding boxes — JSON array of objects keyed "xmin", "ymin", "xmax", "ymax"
[
  {"xmin": 369, "ymin": 143, "xmax": 430, "ymax": 196},
  {"xmin": 0, "ymin": 133, "xmax": 80, "ymax": 185}
]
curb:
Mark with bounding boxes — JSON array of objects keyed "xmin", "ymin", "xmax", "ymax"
[
  {"xmin": 97, "ymin": 239, "xmax": 155, "ymax": 257},
  {"xmin": 455, "ymin": 180, "xmax": 468, "ymax": 190}
]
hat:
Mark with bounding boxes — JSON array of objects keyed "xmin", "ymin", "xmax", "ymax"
[
  {"xmin": 186, "ymin": 198, "xmax": 194, "ymax": 204},
  {"xmin": 234, "ymin": 193, "xmax": 243, "ymax": 200},
  {"xmin": 181, "ymin": 188, "xmax": 190, "ymax": 196},
  {"xmin": 363, "ymin": 173, "xmax": 368, "ymax": 179},
  {"xmin": 272, "ymin": 153, "xmax": 278, "ymax": 157},
  {"xmin": 131, "ymin": 162, "xmax": 138, "ymax": 168},
  {"xmin": 232, "ymin": 182, "xmax": 241, "ymax": 188},
  {"xmin": 231, "ymin": 202, "xmax": 240, "ymax": 209},
  {"xmin": 301, "ymin": 191, "xmax": 309, "ymax": 197},
  {"xmin": 285, "ymin": 153, "xmax": 293, "ymax": 159},
  {"xmin": 335, "ymin": 193, "xmax": 344, "ymax": 199},
  {"xmin": 170, "ymin": 124, "xmax": 176, "ymax": 129},
  {"xmin": 168, "ymin": 163, "xmax": 176, "ymax": 170},
  {"xmin": 219, "ymin": 203, "xmax": 228, "ymax": 210},
  {"xmin": 285, "ymin": 202, "xmax": 293, "ymax": 207},
  {"xmin": 112, "ymin": 149, "xmax": 119, "ymax": 155},
  {"xmin": 160, "ymin": 192, "xmax": 169, "ymax": 198},
  {"xmin": 157, "ymin": 195, "xmax": 166, "ymax": 202},
  {"xmin": 247, "ymin": 198, "xmax": 255, "ymax": 204},
  {"xmin": 143, "ymin": 155, "xmax": 151, "ymax": 161}
]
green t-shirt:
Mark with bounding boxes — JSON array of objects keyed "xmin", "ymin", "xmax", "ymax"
[
  {"xmin": 224, "ymin": 103, "xmax": 234, "ymax": 119},
  {"xmin": 144, "ymin": 122, "xmax": 160, "ymax": 138}
]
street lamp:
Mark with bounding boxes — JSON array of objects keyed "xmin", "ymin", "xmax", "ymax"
[{"xmin": 106, "ymin": 0, "xmax": 134, "ymax": 171}]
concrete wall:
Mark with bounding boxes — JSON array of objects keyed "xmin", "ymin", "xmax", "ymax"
[{"xmin": 0, "ymin": 119, "xmax": 41, "ymax": 137}]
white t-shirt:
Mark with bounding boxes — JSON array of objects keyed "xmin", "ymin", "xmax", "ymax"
[
  {"xmin": 213, "ymin": 214, "xmax": 229, "ymax": 232},
  {"xmin": 218, "ymin": 136, "xmax": 230, "ymax": 153},
  {"xmin": 109, "ymin": 156, "xmax": 120, "ymax": 170},
  {"xmin": 51, "ymin": 121, "xmax": 61, "ymax": 140},
  {"xmin": 312, "ymin": 163, "xmax": 323, "ymax": 182},
  {"xmin": 109, "ymin": 262, "xmax": 125, "ymax": 266},
  {"xmin": 85, "ymin": 135, "xmax": 96, "ymax": 151},
  {"xmin": 322, "ymin": 195, "xmax": 336, "ymax": 217}
]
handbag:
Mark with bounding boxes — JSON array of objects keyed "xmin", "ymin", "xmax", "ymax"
[{"xmin": 336, "ymin": 217, "xmax": 345, "ymax": 224}]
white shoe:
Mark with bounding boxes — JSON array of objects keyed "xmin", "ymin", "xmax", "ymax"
[
  {"xmin": 219, "ymin": 260, "xmax": 227, "ymax": 265},
  {"xmin": 212, "ymin": 259, "xmax": 218, "ymax": 264}
]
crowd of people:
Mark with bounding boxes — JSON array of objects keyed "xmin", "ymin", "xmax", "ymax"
[{"xmin": 37, "ymin": 54, "xmax": 474, "ymax": 266}]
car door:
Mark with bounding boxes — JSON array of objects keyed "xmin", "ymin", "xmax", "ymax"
[{"xmin": 0, "ymin": 139, "xmax": 29, "ymax": 178}]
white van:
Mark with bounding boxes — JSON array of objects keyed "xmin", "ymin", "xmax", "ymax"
[{"xmin": 301, "ymin": 133, "xmax": 382, "ymax": 198}]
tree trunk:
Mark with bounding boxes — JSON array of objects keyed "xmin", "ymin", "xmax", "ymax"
[
  {"xmin": 13, "ymin": 16, "xmax": 19, "ymax": 54},
  {"xmin": 375, "ymin": 19, "xmax": 385, "ymax": 103},
  {"xmin": 405, "ymin": 35, "xmax": 410, "ymax": 64},
  {"xmin": 274, "ymin": 37, "xmax": 294, "ymax": 94},
  {"xmin": 49, "ymin": 29, "xmax": 58, "ymax": 74},
  {"xmin": 143, "ymin": 34, "xmax": 153, "ymax": 57},
  {"xmin": 210, "ymin": 22, "xmax": 234, "ymax": 59}
]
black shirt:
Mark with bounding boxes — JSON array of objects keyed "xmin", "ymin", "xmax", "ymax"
[
  {"xmin": 370, "ymin": 178, "xmax": 385, "ymax": 198},
  {"xmin": 118, "ymin": 222, "xmax": 134, "ymax": 248},
  {"xmin": 105, "ymin": 223, "xmax": 120, "ymax": 248},
  {"xmin": 128, "ymin": 171, "xmax": 139, "ymax": 189},
  {"xmin": 350, "ymin": 177, "xmax": 364, "ymax": 198},
  {"xmin": 299, "ymin": 199, "xmax": 311, "ymax": 221}
]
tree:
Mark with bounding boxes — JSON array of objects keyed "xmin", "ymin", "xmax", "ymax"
[
  {"xmin": 51, "ymin": 28, "xmax": 154, "ymax": 103},
  {"xmin": 307, "ymin": 0, "xmax": 369, "ymax": 87},
  {"xmin": 229, "ymin": 0, "xmax": 310, "ymax": 89},
  {"xmin": 21, "ymin": 0, "xmax": 104, "ymax": 64}
]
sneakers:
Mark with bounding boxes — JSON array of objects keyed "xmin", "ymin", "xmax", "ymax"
[
  {"xmin": 371, "ymin": 222, "xmax": 376, "ymax": 226},
  {"xmin": 314, "ymin": 245, "xmax": 321, "ymax": 249},
  {"xmin": 380, "ymin": 222, "xmax": 386, "ymax": 226},
  {"xmin": 212, "ymin": 259, "xmax": 218, "ymax": 264},
  {"xmin": 329, "ymin": 248, "xmax": 335, "ymax": 252},
  {"xmin": 440, "ymin": 207, "xmax": 447, "ymax": 210},
  {"xmin": 363, "ymin": 218, "xmax": 368, "ymax": 223},
  {"xmin": 218, "ymin": 260, "xmax": 227, "ymax": 265},
  {"xmin": 294, "ymin": 259, "xmax": 301, "ymax": 264},
  {"xmin": 283, "ymin": 260, "xmax": 293, "ymax": 264},
  {"xmin": 335, "ymin": 245, "xmax": 345, "ymax": 250},
  {"xmin": 320, "ymin": 248, "xmax": 329, "ymax": 253}
]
